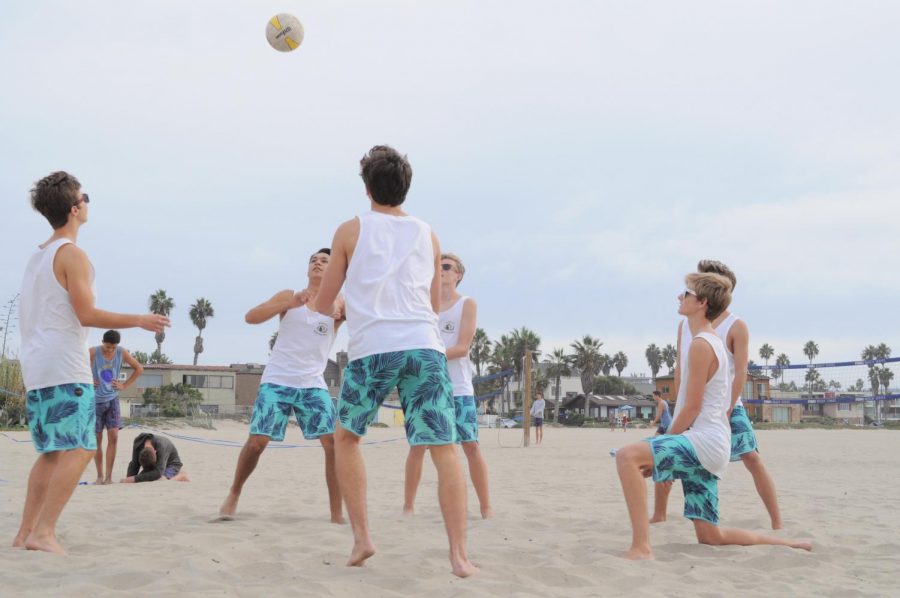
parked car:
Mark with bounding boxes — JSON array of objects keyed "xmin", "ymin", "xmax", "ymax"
[{"xmin": 499, "ymin": 418, "xmax": 517, "ymax": 428}]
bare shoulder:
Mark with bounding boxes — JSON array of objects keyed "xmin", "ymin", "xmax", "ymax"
[
  {"xmin": 56, "ymin": 242, "xmax": 88, "ymax": 264},
  {"xmin": 463, "ymin": 296, "xmax": 477, "ymax": 308},
  {"xmin": 336, "ymin": 217, "xmax": 360, "ymax": 236}
]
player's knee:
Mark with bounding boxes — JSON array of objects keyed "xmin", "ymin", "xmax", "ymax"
[
  {"xmin": 615, "ymin": 444, "xmax": 641, "ymax": 468},
  {"xmin": 741, "ymin": 450, "xmax": 761, "ymax": 468},
  {"xmin": 247, "ymin": 435, "xmax": 270, "ymax": 452},
  {"xmin": 319, "ymin": 435, "xmax": 335, "ymax": 452},
  {"xmin": 461, "ymin": 441, "xmax": 479, "ymax": 457},
  {"xmin": 695, "ymin": 524, "xmax": 723, "ymax": 545}
]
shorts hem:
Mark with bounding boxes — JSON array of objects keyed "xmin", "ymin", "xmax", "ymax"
[{"xmin": 684, "ymin": 513, "xmax": 719, "ymax": 526}]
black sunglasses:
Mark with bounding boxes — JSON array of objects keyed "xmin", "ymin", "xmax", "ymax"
[
  {"xmin": 75, "ymin": 193, "xmax": 90, "ymax": 206},
  {"xmin": 441, "ymin": 263, "xmax": 456, "ymax": 271}
]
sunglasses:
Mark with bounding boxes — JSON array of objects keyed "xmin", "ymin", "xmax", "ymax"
[
  {"xmin": 75, "ymin": 193, "xmax": 90, "ymax": 207},
  {"xmin": 680, "ymin": 288, "xmax": 697, "ymax": 298},
  {"xmin": 441, "ymin": 263, "xmax": 456, "ymax": 271}
]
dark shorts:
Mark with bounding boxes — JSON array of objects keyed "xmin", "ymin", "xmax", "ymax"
[
  {"xmin": 453, "ymin": 395, "xmax": 479, "ymax": 443},
  {"xmin": 26, "ymin": 383, "xmax": 97, "ymax": 454},
  {"xmin": 533, "ymin": 417, "xmax": 544, "ymax": 427},
  {"xmin": 163, "ymin": 465, "xmax": 182, "ymax": 479},
  {"xmin": 656, "ymin": 425, "xmax": 669, "ymax": 435},
  {"xmin": 95, "ymin": 398, "xmax": 122, "ymax": 433},
  {"xmin": 339, "ymin": 349, "xmax": 456, "ymax": 446}
]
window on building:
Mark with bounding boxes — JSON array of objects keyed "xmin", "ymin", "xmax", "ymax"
[
  {"xmin": 222, "ymin": 376, "xmax": 233, "ymax": 389},
  {"xmin": 838, "ymin": 402, "xmax": 851, "ymax": 411},
  {"xmin": 208, "ymin": 376, "xmax": 222, "ymax": 389},
  {"xmin": 662, "ymin": 385, "xmax": 670, "ymax": 394},
  {"xmin": 136, "ymin": 373, "xmax": 163, "ymax": 388},
  {"xmin": 184, "ymin": 375, "xmax": 206, "ymax": 388}
]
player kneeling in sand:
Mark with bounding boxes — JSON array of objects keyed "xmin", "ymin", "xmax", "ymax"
[
  {"xmin": 121, "ymin": 432, "xmax": 189, "ymax": 482},
  {"xmin": 615, "ymin": 272, "xmax": 810, "ymax": 560}
]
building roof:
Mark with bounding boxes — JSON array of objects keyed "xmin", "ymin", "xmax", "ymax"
[{"xmin": 561, "ymin": 394, "xmax": 656, "ymax": 408}]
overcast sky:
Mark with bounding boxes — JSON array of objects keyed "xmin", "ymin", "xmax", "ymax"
[{"xmin": 1, "ymin": 1, "xmax": 898, "ymax": 376}]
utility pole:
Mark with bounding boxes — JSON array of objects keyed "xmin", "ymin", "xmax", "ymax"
[{"xmin": 523, "ymin": 351, "xmax": 532, "ymax": 447}]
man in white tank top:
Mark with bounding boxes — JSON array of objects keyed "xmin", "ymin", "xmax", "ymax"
[
  {"xmin": 651, "ymin": 260, "xmax": 783, "ymax": 530},
  {"xmin": 314, "ymin": 146, "xmax": 477, "ymax": 578},
  {"xmin": 615, "ymin": 273, "xmax": 810, "ymax": 560},
  {"xmin": 14, "ymin": 172, "xmax": 169, "ymax": 554},
  {"xmin": 218, "ymin": 248, "xmax": 345, "ymax": 523},
  {"xmin": 403, "ymin": 253, "xmax": 493, "ymax": 519}
]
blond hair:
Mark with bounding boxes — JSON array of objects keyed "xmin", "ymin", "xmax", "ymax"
[
  {"xmin": 685, "ymin": 272, "xmax": 733, "ymax": 321},
  {"xmin": 441, "ymin": 253, "xmax": 465, "ymax": 286}
]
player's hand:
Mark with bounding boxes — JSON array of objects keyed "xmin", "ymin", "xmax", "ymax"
[
  {"xmin": 640, "ymin": 465, "xmax": 653, "ymax": 478},
  {"xmin": 93, "ymin": 380, "xmax": 100, "ymax": 389},
  {"xmin": 112, "ymin": 380, "xmax": 124, "ymax": 390},
  {"xmin": 291, "ymin": 289, "xmax": 312, "ymax": 308},
  {"xmin": 139, "ymin": 314, "xmax": 170, "ymax": 333},
  {"xmin": 727, "ymin": 407, "xmax": 734, "ymax": 419},
  {"xmin": 332, "ymin": 297, "xmax": 346, "ymax": 321}
]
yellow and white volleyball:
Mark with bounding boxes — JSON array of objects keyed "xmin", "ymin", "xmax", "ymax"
[{"xmin": 265, "ymin": 14, "xmax": 304, "ymax": 52}]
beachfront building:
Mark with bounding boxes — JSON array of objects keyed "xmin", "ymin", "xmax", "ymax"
[{"xmin": 559, "ymin": 394, "xmax": 657, "ymax": 421}]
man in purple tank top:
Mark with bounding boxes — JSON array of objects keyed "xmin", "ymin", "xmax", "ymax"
[{"xmin": 89, "ymin": 329, "xmax": 144, "ymax": 485}]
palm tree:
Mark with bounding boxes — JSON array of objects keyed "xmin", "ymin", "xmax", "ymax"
[
  {"xmin": 661, "ymin": 344, "xmax": 677, "ymax": 374},
  {"xmin": 805, "ymin": 368, "xmax": 823, "ymax": 392},
  {"xmin": 491, "ymin": 334, "xmax": 516, "ymax": 413},
  {"xmin": 862, "ymin": 344, "xmax": 881, "ymax": 420},
  {"xmin": 545, "ymin": 347, "xmax": 571, "ymax": 421},
  {"xmin": 149, "ymin": 349, "xmax": 173, "ymax": 364},
  {"xmin": 510, "ymin": 327, "xmax": 541, "ymax": 408},
  {"xmin": 875, "ymin": 343, "xmax": 892, "ymax": 360},
  {"xmin": 189, "ymin": 298, "xmax": 215, "ymax": 366},
  {"xmin": 759, "ymin": 343, "xmax": 774, "ymax": 374},
  {"xmin": 645, "ymin": 343, "xmax": 663, "ymax": 380},
  {"xmin": 599, "ymin": 353, "xmax": 613, "ymax": 376},
  {"xmin": 149, "ymin": 290, "xmax": 175, "ymax": 354},
  {"xmin": 133, "ymin": 351, "xmax": 149, "ymax": 365},
  {"xmin": 803, "ymin": 340, "xmax": 819, "ymax": 397},
  {"xmin": 878, "ymin": 367, "xmax": 894, "ymax": 397},
  {"xmin": 775, "ymin": 353, "xmax": 790, "ymax": 388},
  {"xmin": 613, "ymin": 351, "xmax": 628, "ymax": 377},
  {"xmin": 469, "ymin": 328, "xmax": 492, "ymax": 380},
  {"xmin": 570, "ymin": 336, "xmax": 603, "ymax": 416}
]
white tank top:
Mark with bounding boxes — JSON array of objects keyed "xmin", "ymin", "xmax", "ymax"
[
  {"xmin": 19, "ymin": 239, "xmax": 94, "ymax": 390},
  {"xmin": 680, "ymin": 313, "xmax": 743, "ymax": 407},
  {"xmin": 438, "ymin": 297, "xmax": 474, "ymax": 396},
  {"xmin": 262, "ymin": 305, "xmax": 336, "ymax": 389},
  {"xmin": 673, "ymin": 331, "xmax": 732, "ymax": 478},
  {"xmin": 343, "ymin": 211, "xmax": 443, "ymax": 361}
]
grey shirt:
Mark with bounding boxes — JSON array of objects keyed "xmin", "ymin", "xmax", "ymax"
[{"xmin": 127, "ymin": 432, "xmax": 183, "ymax": 482}]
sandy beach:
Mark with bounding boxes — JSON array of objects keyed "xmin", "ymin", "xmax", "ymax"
[{"xmin": 1, "ymin": 423, "xmax": 897, "ymax": 597}]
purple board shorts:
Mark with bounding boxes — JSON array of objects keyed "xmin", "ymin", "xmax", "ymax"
[{"xmin": 95, "ymin": 399, "xmax": 123, "ymax": 433}]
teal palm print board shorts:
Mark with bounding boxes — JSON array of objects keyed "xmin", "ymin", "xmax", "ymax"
[
  {"xmin": 26, "ymin": 383, "xmax": 97, "ymax": 454},
  {"xmin": 339, "ymin": 349, "xmax": 458, "ymax": 446},
  {"xmin": 729, "ymin": 405, "xmax": 759, "ymax": 461},
  {"xmin": 250, "ymin": 384, "xmax": 336, "ymax": 441},
  {"xmin": 645, "ymin": 434, "xmax": 720, "ymax": 525},
  {"xmin": 454, "ymin": 395, "xmax": 479, "ymax": 443}
]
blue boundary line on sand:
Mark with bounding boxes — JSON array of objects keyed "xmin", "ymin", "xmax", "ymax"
[{"xmin": 125, "ymin": 424, "xmax": 406, "ymax": 449}]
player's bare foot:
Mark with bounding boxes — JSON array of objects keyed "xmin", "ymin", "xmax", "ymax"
[
  {"xmin": 480, "ymin": 507, "xmax": 494, "ymax": 519},
  {"xmin": 623, "ymin": 545, "xmax": 654, "ymax": 560},
  {"xmin": 25, "ymin": 532, "xmax": 65, "ymax": 555},
  {"xmin": 347, "ymin": 539, "xmax": 376, "ymax": 566},
  {"xmin": 790, "ymin": 540, "xmax": 812, "ymax": 551},
  {"xmin": 771, "ymin": 520, "xmax": 783, "ymax": 530},
  {"xmin": 649, "ymin": 515, "xmax": 666, "ymax": 524},
  {"xmin": 93, "ymin": 477, "xmax": 104, "ymax": 485},
  {"xmin": 12, "ymin": 533, "xmax": 28, "ymax": 548},
  {"xmin": 450, "ymin": 555, "xmax": 479, "ymax": 578},
  {"xmin": 331, "ymin": 514, "xmax": 347, "ymax": 524},
  {"xmin": 402, "ymin": 505, "xmax": 414, "ymax": 517},
  {"xmin": 219, "ymin": 492, "xmax": 239, "ymax": 519}
]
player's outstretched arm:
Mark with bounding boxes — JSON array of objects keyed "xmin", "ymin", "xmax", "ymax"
[
  {"xmin": 314, "ymin": 220, "xmax": 354, "ymax": 316},
  {"xmin": 245, "ymin": 290, "xmax": 300, "ymax": 324},
  {"xmin": 62, "ymin": 245, "xmax": 169, "ymax": 332}
]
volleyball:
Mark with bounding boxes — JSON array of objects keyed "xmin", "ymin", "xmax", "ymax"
[{"xmin": 265, "ymin": 14, "xmax": 304, "ymax": 52}]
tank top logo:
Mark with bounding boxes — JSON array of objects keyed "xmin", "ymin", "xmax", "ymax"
[
  {"xmin": 100, "ymin": 367, "xmax": 115, "ymax": 383},
  {"xmin": 441, "ymin": 321, "xmax": 456, "ymax": 334},
  {"xmin": 313, "ymin": 322, "xmax": 330, "ymax": 336}
]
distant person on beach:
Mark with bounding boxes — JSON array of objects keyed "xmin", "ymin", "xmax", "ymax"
[
  {"xmin": 649, "ymin": 391, "xmax": 672, "ymax": 435},
  {"xmin": 531, "ymin": 392, "xmax": 546, "ymax": 445},
  {"xmin": 651, "ymin": 260, "xmax": 783, "ymax": 529},
  {"xmin": 121, "ymin": 432, "xmax": 189, "ymax": 482},
  {"xmin": 314, "ymin": 145, "xmax": 477, "ymax": 577},
  {"xmin": 404, "ymin": 252, "xmax": 493, "ymax": 518},
  {"xmin": 218, "ymin": 248, "xmax": 344, "ymax": 523},
  {"xmin": 13, "ymin": 172, "xmax": 168, "ymax": 554},
  {"xmin": 622, "ymin": 414, "xmax": 629, "ymax": 431},
  {"xmin": 614, "ymin": 272, "xmax": 810, "ymax": 560},
  {"xmin": 90, "ymin": 330, "xmax": 144, "ymax": 485}
]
